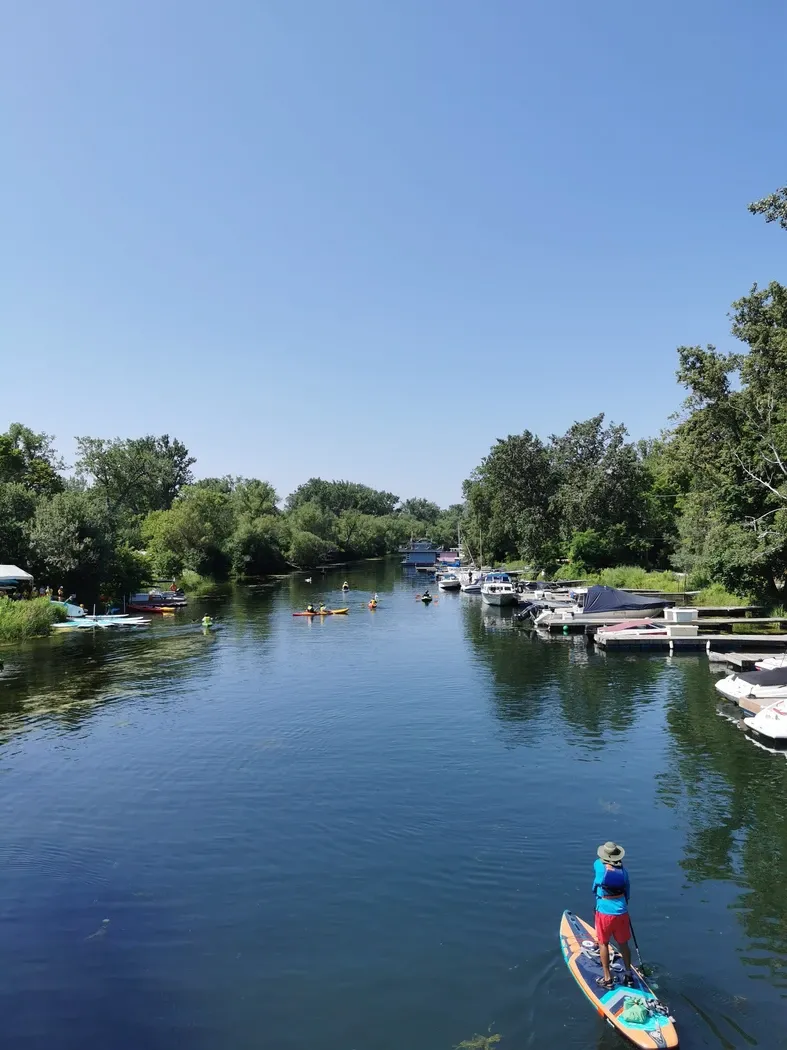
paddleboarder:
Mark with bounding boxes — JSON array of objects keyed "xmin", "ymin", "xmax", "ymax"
[{"xmin": 593, "ymin": 840, "xmax": 633, "ymax": 990}]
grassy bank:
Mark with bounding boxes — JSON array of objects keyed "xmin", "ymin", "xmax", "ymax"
[{"xmin": 0, "ymin": 597, "xmax": 68, "ymax": 641}]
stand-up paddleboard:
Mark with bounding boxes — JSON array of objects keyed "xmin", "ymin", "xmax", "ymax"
[{"xmin": 559, "ymin": 911, "xmax": 678, "ymax": 1049}]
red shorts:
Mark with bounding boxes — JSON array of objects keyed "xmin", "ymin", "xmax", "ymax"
[{"xmin": 595, "ymin": 911, "xmax": 631, "ymax": 946}]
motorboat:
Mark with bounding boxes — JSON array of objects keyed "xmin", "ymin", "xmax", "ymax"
[
  {"xmin": 715, "ymin": 666, "xmax": 787, "ymax": 704},
  {"xmin": 128, "ymin": 590, "xmax": 187, "ymax": 613},
  {"xmin": 481, "ymin": 573, "xmax": 517, "ymax": 606},
  {"xmin": 744, "ymin": 698, "xmax": 787, "ymax": 745},
  {"xmin": 437, "ymin": 573, "xmax": 461, "ymax": 591},
  {"xmin": 756, "ymin": 655, "xmax": 787, "ymax": 671}
]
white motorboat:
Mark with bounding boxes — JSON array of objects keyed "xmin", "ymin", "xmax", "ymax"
[
  {"xmin": 481, "ymin": 573, "xmax": 517, "ymax": 606},
  {"xmin": 715, "ymin": 666, "xmax": 787, "ymax": 704},
  {"xmin": 460, "ymin": 570, "xmax": 486, "ymax": 593},
  {"xmin": 756, "ymin": 655, "xmax": 787, "ymax": 671},
  {"xmin": 744, "ymin": 698, "xmax": 787, "ymax": 744},
  {"xmin": 437, "ymin": 573, "xmax": 461, "ymax": 591}
]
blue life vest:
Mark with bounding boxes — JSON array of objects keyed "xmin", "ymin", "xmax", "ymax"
[{"xmin": 600, "ymin": 866, "xmax": 627, "ymax": 898}]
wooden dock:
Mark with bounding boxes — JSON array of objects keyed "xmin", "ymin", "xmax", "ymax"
[
  {"xmin": 595, "ymin": 634, "xmax": 787, "ymax": 652},
  {"xmin": 536, "ymin": 613, "xmax": 787, "ymax": 633},
  {"xmin": 706, "ymin": 651, "xmax": 783, "ymax": 671}
]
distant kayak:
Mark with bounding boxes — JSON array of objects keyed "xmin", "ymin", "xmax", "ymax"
[
  {"xmin": 292, "ymin": 609, "xmax": 349, "ymax": 617},
  {"xmin": 559, "ymin": 911, "xmax": 677, "ymax": 1049},
  {"xmin": 419, "ymin": 595, "xmax": 433, "ymax": 603}
]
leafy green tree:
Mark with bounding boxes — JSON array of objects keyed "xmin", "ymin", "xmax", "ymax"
[
  {"xmin": 287, "ymin": 530, "xmax": 334, "ymax": 567},
  {"xmin": 142, "ymin": 486, "xmax": 233, "ymax": 578},
  {"xmin": 288, "ymin": 500, "xmax": 336, "ymax": 541},
  {"xmin": 29, "ymin": 490, "xmax": 114, "ymax": 592},
  {"xmin": 0, "ymin": 482, "xmax": 38, "ymax": 566},
  {"xmin": 286, "ymin": 478, "xmax": 398, "ymax": 517},
  {"xmin": 0, "ymin": 423, "xmax": 63, "ymax": 496},
  {"xmin": 229, "ymin": 515, "xmax": 290, "ymax": 576},
  {"xmin": 76, "ymin": 434, "xmax": 195, "ymax": 520},
  {"xmin": 400, "ymin": 498, "xmax": 441, "ymax": 523},
  {"xmin": 748, "ymin": 185, "xmax": 787, "ymax": 231}
]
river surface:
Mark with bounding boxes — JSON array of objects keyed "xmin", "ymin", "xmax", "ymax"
[{"xmin": 0, "ymin": 561, "xmax": 785, "ymax": 1050}]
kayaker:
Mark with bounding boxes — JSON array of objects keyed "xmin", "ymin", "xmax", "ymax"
[
  {"xmin": 593, "ymin": 841, "xmax": 633, "ymax": 990},
  {"xmin": 342, "ymin": 581, "xmax": 349, "ymax": 589},
  {"xmin": 201, "ymin": 615, "xmax": 213, "ymax": 627},
  {"xmin": 319, "ymin": 603, "xmax": 327, "ymax": 613},
  {"xmin": 306, "ymin": 603, "xmax": 315, "ymax": 613}
]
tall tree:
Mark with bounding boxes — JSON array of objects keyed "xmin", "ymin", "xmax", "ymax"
[
  {"xmin": 286, "ymin": 478, "xmax": 398, "ymax": 517},
  {"xmin": 76, "ymin": 434, "xmax": 195, "ymax": 520},
  {"xmin": 0, "ymin": 423, "xmax": 63, "ymax": 496}
]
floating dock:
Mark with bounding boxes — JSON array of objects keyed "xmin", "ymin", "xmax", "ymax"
[
  {"xmin": 707, "ymin": 652, "xmax": 783, "ymax": 671},
  {"xmin": 536, "ymin": 614, "xmax": 787, "ymax": 633},
  {"xmin": 595, "ymin": 634, "xmax": 787, "ymax": 652}
]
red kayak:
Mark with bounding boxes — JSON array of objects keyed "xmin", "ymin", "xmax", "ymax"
[{"xmin": 292, "ymin": 608, "xmax": 349, "ymax": 616}]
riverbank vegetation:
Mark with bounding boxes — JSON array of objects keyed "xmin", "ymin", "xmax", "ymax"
[
  {"xmin": 0, "ymin": 596, "xmax": 67, "ymax": 641},
  {"xmin": 463, "ymin": 186, "xmax": 787, "ymax": 604},
  {"xmin": 0, "ymin": 425, "xmax": 464, "ymax": 600}
]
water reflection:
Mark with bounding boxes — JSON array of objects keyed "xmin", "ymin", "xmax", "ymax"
[
  {"xmin": 662, "ymin": 658, "xmax": 787, "ymax": 990},
  {"xmin": 462, "ymin": 601, "xmax": 669, "ymax": 744}
]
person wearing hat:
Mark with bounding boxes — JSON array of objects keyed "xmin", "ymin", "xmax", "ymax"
[{"xmin": 593, "ymin": 841, "xmax": 633, "ymax": 990}]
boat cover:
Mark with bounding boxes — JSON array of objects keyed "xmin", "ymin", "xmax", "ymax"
[
  {"xmin": 736, "ymin": 667, "xmax": 787, "ymax": 688},
  {"xmin": 583, "ymin": 585, "xmax": 673, "ymax": 614}
]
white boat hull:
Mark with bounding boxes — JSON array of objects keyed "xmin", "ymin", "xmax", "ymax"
[
  {"xmin": 481, "ymin": 591, "xmax": 517, "ymax": 606},
  {"xmin": 744, "ymin": 699, "xmax": 787, "ymax": 742}
]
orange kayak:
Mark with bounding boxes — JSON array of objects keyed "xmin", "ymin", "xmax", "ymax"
[{"xmin": 292, "ymin": 609, "xmax": 349, "ymax": 616}]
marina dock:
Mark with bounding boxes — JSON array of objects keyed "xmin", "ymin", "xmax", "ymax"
[
  {"xmin": 535, "ymin": 613, "xmax": 787, "ymax": 633},
  {"xmin": 595, "ymin": 633, "xmax": 787, "ymax": 652}
]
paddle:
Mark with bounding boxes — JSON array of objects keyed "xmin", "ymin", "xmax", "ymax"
[{"xmin": 628, "ymin": 916, "xmax": 649, "ymax": 975}]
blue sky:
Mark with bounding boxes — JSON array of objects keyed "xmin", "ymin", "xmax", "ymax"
[{"xmin": 3, "ymin": 1, "xmax": 786, "ymax": 506}]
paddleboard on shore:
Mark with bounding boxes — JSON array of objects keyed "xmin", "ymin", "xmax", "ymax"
[{"xmin": 559, "ymin": 910, "xmax": 678, "ymax": 1049}]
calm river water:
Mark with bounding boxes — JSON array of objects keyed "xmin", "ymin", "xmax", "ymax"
[{"xmin": 1, "ymin": 562, "xmax": 785, "ymax": 1050}]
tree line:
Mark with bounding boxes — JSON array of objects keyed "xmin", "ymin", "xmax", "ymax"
[
  {"xmin": 0, "ymin": 427, "xmax": 462, "ymax": 598},
  {"xmin": 462, "ymin": 185, "xmax": 787, "ymax": 601},
  {"xmin": 3, "ymin": 186, "xmax": 786, "ymax": 603}
]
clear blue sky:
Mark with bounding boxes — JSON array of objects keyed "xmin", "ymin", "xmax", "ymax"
[{"xmin": 3, "ymin": 1, "xmax": 786, "ymax": 506}]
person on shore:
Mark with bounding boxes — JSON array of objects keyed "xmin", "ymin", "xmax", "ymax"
[
  {"xmin": 57, "ymin": 586, "xmax": 64, "ymax": 601},
  {"xmin": 593, "ymin": 841, "xmax": 633, "ymax": 990}
]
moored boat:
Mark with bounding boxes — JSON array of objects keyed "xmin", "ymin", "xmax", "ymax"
[
  {"xmin": 437, "ymin": 573, "xmax": 461, "ymax": 591},
  {"xmin": 480, "ymin": 573, "xmax": 517, "ymax": 606},
  {"xmin": 744, "ymin": 698, "xmax": 787, "ymax": 745},
  {"xmin": 715, "ymin": 666, "xmax": 787, "ymax": 704}
]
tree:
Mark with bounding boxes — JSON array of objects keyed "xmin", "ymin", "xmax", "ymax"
[
  {"xmin": 672, "ymin": 280, "xmax": 787, "ymax": 598},
  {"xmin": 229, "ymin": 515, "xmax": 290, "ymax": 576},
  {"xmin": 400, "ymin": 498, "xmax": 441, "ymax": 523},
  {"xmin": 463, "ymin": 430, "xmax": 561, "ymax": 567},
  {"xmin": 142, "ymin": 486, "xmax": 233, "ymax": 578},
  {"xmin": 29, "ymin": 490, "xmax": 114, "ymax": 592},
  {"xmin": 287, "ymin": 530, "xmax": 334, "ymax": 567},
  {"xmin": 0, "ymin": 423, "xmax": 63, "ymax": 496},
  {"xmin": 76, "ymin": 434, "xmax": 195, "ymax": 520},
  {"xmin": 286, "ymin": 478, "xmax": 398, "ymax": 517},
  {"xmin": 748, "ymin": 185, "xmax": 787, "ymax": 232},
  {"xmin": 0, "ymin": 482, "xmax": 38, "ymax": 566}
]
